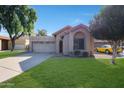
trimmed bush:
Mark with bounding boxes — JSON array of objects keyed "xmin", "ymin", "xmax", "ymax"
[
  {"xmin": 74, "ymin": 50, "xmax": 81, "ymax": 56},
  {"xmin": 82, "ymin": 51, "xmax": 89, "ymax": 57}
]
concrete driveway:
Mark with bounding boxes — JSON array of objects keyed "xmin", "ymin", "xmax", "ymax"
[{"xmin": 0, "ymin": 53, "xmax": 54, "ymax": 83}]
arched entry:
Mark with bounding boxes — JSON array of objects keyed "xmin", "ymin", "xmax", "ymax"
[{"xmin": 59, "ymin": 40, "xmax": 63, "ymax": 53}]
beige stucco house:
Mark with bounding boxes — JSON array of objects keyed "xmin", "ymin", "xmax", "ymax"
[
  {"xmin": 94, "ymin": 39, "xmax": 108, "ymax": 47},
  {"xmin": 0, "ymin": 35, "xmax": 30, "ymax": 51},
  {"xmin": 30, "ymin": 24, "xmax": 94, "ymax": 55},
  {"xmin": 0, "ymin": 36, "xmax": 10, "ymax": 50},
  {"xmin": 8, "ymin": 36, "xmax": 30, "ymax": 50}
]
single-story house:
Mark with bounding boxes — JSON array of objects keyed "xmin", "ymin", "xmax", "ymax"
[
  {"xmin": 8, "ymin": 36, "xmax": 30, "ymax": 50},
  {"xmin": 0, "ymin": 35, "xmax": 29, "ymax": 51},
  {"xmin": 94, "ymin": 39, "xmax": 108, "ymax": 47},
  {"xmin": 30, "ymin": 24, "xmax": 94, "ymax": 55},
  {"xmin": 0, "ymin": 36, "xmax": 10, "ymax": 50}
]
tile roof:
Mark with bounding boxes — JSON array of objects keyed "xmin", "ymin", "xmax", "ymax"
[
  {"xmin": 52, "ymin": 25, "xmax": 72, "ymax": 36},
  {"xmin": 52, "ymin": 24, "xmax": 88, "ymax": 36},
  {"xmin": 0, "ymin": 35, "xmax": 10, "ymax": 40},
  {"xmin": 94, "ymin": 39, "xmax": 108, "ymax": 43}
]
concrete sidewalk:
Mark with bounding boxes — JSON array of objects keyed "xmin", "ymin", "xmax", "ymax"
[
  {"xmin": 94, "ymin": 53, "xmax": 124, "ymax": 59},
  {"xmin": 0, "ymin": 53, "xmax": 54, "ymax": 83},
  {"xmin": 94, "ymin": 53, "xmax": 112, "ymax": 59}
]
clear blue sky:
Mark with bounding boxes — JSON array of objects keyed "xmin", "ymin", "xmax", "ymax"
[{"xmin": 0, "ymin": 5, "xmax": 102, "ymax": 36}]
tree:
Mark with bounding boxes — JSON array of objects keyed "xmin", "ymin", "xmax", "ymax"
[
  {"xmin": 0, "ymin": 5, "xmax": 37, "ymax": 51},
  {"xmin": 89, "ymin": 5, "xmax": 124, "ymax": 64},
  {"xmin": 37, "ymin": 29, "xmax": 47, "ymax": 36}
]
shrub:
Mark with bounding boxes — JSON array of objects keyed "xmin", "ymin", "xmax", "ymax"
[
  {"xmin": 74, "ymin": 50, "xmax": 81, "ymax": 56},
  {"xmin": 82, "ymin": 51, "xmax": 89, "ymax": 57}
]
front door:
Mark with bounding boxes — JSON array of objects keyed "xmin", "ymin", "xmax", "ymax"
[
  {"xmin": 59, "ymin": 40, "xmax": 63, "ymax": 53},
  {"xmin": 2, "ymin": 40, "xmax": 8, "ymax": 50}
]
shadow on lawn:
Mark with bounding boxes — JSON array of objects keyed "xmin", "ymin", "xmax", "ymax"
[
  {"xmin": 18, "ymin": 53, "xmax": 53, "ymax": 71},
  {"xmin": 1, "ymin": 56, "xmax": 124, "ymax": 88}
]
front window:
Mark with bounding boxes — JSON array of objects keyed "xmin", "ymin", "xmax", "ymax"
[
  {"xmin": 74, "ymin": 32, "xmax": 84, "ymax": 50},
  {"xmin": 74, "ymin": 38, "xmax": 84, "ymax": 49}
]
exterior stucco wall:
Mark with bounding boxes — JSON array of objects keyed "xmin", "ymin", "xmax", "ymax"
[
  {"xmin": 55, "ymin": 26, "xmax": 94, "ymax": 55},
  {"xmin": 55, "ymin": 29, "xmax": 70, "ymax": 54},
  {"xmin": 63, "ymin": 34, "xmax": 69, "ymax": 55},
  {"xmin": 8, "ymin": 36, "xmax": 29, "ymax": 50},
  {"xmin": 55, "ymin": 35, "xmax": 60, "ymax": 54},
  {"xmin": 68, "ymin": 32, "xmax": 73, "ymax": 52},
  {"xmin": 0, "ymin": 40, "xmax": 1, "ymax": 50}
]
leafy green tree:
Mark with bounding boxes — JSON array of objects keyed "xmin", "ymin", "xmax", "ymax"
[
  {"xmin": 89, "ymin": 5, "xmax": 124, "ymax": 64},
  {"xmin": 37, "ymin": 29, "xmax": 47, "ymax": 36},
  {"xmin": 0, "ymin": 5, "xmax": 37, "ymax": 51}
]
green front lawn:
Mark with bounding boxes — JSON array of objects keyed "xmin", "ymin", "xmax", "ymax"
[
  {"xmin": 1, "ymin": 57, "xmax": 124, "ymax": 88},
  {"xmin": 0, "ymin": 50, "xmax": 24, "ymax": 59}
]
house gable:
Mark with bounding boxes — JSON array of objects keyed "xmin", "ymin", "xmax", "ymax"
[
  {"xmin": 53, "ymin": 24, "xmax": 89, "ymax": 37},
  {"xmin": 52, "ymin": 25, "xmax": 72, "ymax": 36},
  {"xmin": 70, "ymin": 24, "xmax": 89, "ymax": 33}
]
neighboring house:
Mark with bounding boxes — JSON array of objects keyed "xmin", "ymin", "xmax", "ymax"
[
  {"xmin": 30, "ymin": 24, "xmax": 94, "ymax": 55},
  {"xmin": 94, "ymin": 39, "xmax": 108, "ymax": 47},
  {"xmin": 0, "ymin": 36, "xmax": 10, "ymax": 50},
  {"xmin": 8, "ymin": 36, "xmax": 30, "ymax": 50},
  {"xmin": 0, "ymin": 35, "xmax": 29, "ymax": 51},
  {"xmin": 94, "ymin": 39, "xmax": 124, "ymax": 48}
]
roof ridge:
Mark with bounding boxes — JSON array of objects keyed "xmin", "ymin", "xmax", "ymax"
[
  {"xmin": 53, "ymin": 25, "xmax": 72, "ymax": 35},
  {"xmin": 0, "ymin": 35, "xmax": 10, "ymax": 40}
]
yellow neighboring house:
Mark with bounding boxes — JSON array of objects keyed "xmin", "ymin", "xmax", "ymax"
[
  {"xmin": 8, "ymin": 36, "xmax": 30, "ymax": 50},
  {"xmin": 96, "ymin": 45, "xmax": 122, "ymax": 54}
]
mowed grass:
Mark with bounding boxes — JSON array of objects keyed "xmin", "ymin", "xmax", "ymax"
[
  {"xmin": 0, "ymin": 50, "xmax": 25, "ymax": 59},
  {"xmin": 1, "ymin": 57, "xmax": 124, "ymax": 88}
]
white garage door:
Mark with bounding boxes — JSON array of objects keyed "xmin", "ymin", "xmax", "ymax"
[
  {"xmin": 32, "ymin": 42, "xmax": 56, "ymax": 53},
  {"xmin": 15, "ymin": 45, "xmax": 25, "ymax": 50}
]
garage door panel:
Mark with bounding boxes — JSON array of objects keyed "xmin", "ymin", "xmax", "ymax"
[
  {"xmin": 33, "ymin": 42, "xmax": 55, "ymax": 53},
  {"xmin": 15, "ymin": 45, "xmax": 25, "ymax": 50}
]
